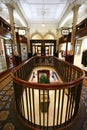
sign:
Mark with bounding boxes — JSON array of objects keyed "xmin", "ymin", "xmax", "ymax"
[
  {"xmin": 18, "ymin": 29, "xmax": 25, "ymax": 35},
  {"xmin": 61, "ymin": 29, "xmax": 69, "ymax": 35}
]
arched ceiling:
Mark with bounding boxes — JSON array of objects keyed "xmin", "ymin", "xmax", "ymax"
[{"xmin": 0, "ymin": 0, "xmax": 87, "ymax": 34}]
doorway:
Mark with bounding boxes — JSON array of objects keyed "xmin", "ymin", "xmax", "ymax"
[{"xmin": 30, "ymin": 40, "xmax": 56, "ymax": 56}]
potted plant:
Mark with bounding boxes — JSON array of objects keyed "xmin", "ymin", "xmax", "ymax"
[
  {"xmin": 39, "ymin": 74, "xmax": 49, "ymax": 84},
  {"xmin": 39, "ymin": 74, "xmax": 50, "ymax": 113}
]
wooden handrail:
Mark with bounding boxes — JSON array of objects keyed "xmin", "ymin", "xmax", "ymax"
[
  {"xmin": 12, "ymin": 75, "xmax": 84, "ymax": 90},
  {"xmin": 12, "ymin": 56, "xmax": 84, "ymax": 90},
  {"xmin": 12, "ymin": 56, "xmax": 85, "ymax": 129}
]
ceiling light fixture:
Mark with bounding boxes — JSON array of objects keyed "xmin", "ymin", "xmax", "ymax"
[
  {"xmin": 42, "ymin": 23, "xmax": 45, "ymax": 27},
  {"xmin": 42, "ymin": 0, "xmax": 45, "ymax": 27}
]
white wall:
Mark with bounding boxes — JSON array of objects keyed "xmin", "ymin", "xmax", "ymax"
[{"xmin": 74, "ymin": 37, "xmax": 87, "ymax": 68}]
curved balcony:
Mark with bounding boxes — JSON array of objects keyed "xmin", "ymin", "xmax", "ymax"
[{"xmin": 12, "ymin": 56, "xmax": 84, "ymax": 130}]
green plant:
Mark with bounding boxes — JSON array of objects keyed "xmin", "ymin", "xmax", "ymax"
[{"xmin": 39, "ymin": 74, "xmax": 49, "ymax": 84}]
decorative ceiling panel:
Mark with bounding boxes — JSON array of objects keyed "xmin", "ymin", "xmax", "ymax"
[
  {"xmin": 18, "ymin": 0, "xmax": 68, "ymax": 24},
  {"xmin": 0, "ymin": 0, "xmax": 87, "ymax": 32}
]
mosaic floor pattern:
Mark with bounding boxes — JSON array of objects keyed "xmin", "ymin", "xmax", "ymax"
[{"xmin": 0, "ymin": 81, "xmax": 14, "ymax": 130}]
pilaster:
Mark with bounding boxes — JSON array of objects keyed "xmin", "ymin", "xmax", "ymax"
[
  {"xmin": 6, "ymin": 4, "xmax": 17, "ymax": 46},
  {"xmin": 26, "ymin": 28, "xmax": 31, "ymax": 53},
  {"xmin": 71, "ymin": 4, "xmax": 80, "ymax": 54}
]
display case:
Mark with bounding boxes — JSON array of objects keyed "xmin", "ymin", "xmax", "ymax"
[
  {"xmin": 0, "ymin": 17, "xmax": 14, "ymax": 72},
  {"xmin": 4, "ymin": 40, "xmax": 14, "ymax": 68},
  {"xmin": 59, "ymin": 33, "xmax": 74, "ymax": 64},
  {"xmin": 76, "ymin": 18, "xmax": 87, "ymax": 38},
  {"xmin": 16, "ymin": 32, "xmax": 28, "ymax": 62}
]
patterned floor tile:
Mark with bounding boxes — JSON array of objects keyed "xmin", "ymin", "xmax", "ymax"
[
  {"xmin": 2, "ymin": 96, "xmax": 9, "ymax": 101},
  {"xmin": 3, "ymin": 122, "xmax": 15, "ymax": 130},
  {"xmin": 0, "ymin": 91, "xmax": 6, "ymax": 95},
  {"xmin": 0, "ymin": 102, "xmax": 6, "ymax": 110},
  {"xmin": 0, "ymin": 111, "xmax": 9, "ymax": 121},
  {"xmin": 5, "ymin": 102, "xmax": 11, "ymax": 109},
  {"xmin": 3, "ymin": 86, "xmax": 11, "ymax": 91},
  {"xmin": 5, "ymin": 91, "xmax": 14, "ymax": 96}
]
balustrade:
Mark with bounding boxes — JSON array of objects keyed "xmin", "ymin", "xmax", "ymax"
[{"xmin": 12, "ymin": 56, "xmax": 84, "ymax": 130}]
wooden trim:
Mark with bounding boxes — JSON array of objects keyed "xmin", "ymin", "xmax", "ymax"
[
  {"xmin": 0, "ymin": 16, "xmax": 11, "ymax": 27},
  {"xmin": 13, "ymin": 94, "xmax": 82, "ymax": 130},
  {"xmin": 76, "ymin": 18, "xmax": 87, "ymax": 38},
  {"xmin": 12, "ymin": 56, "xmax": 84, "ymax": 90},
  {"xmin": 12, "ymin": 56, "xmax": 84, "ymax": 129},
  {"xmin": 0, "ymin": 67, "xmax": 12, "ymax": 80}
]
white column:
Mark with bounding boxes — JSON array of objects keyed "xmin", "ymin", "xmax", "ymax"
[
  {"xmin": 56, "ymin": 28, "xmax": 61, "ymax": 53},
  {"xmin": 56, "ymin": 28, "xmax": 58, "ymax": 52},
  {"xmin": 6, "ymin": 3, "xmax": 17, "ymax": 55},
  {"xmin": 26, "ymin": 28, "xmax": 31, "ymax": 53},
  {"xmin": 71, "ymin": 5, "xmax": 80, "ymax": 54}
]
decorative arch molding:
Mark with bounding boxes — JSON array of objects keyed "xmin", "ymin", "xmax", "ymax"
[
  {"xmin": 43, "ymin": 31, "xmax": 56, "ymax": 39},
  {"xmin": 31, "ymin": 31, "xmax": 56, "ymax": 40},
  {"xmin": 31, "ymin": 31, "xmax": 43, "ymax": 39}
]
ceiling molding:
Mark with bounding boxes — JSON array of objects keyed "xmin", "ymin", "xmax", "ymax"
[
  {"xmin": 58, "ymin": 0, "xmax": 87, "ymax": 27},
  {"xmin": 13, "ymin": 2, "xmax": 28, "ymax": 27}
]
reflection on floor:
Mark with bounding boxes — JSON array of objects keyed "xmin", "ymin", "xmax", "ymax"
[
  {"xmin": 21, "ymin": 66, "xmax": 74, "ymax": 126},
  {"xmin": 23, "ymin": 88, "xmax": 75, "ymax": 126},
  {"xmin": 29, "ymin": 66, "xmax": 63, "ymax": 83}
]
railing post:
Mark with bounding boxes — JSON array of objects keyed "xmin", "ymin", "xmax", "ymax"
[{"xmin": 12, "ymin": 56, "xmax": 84, "ymax": 129}]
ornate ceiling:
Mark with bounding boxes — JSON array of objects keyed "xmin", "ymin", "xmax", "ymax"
[{"xmin": 0, "ymin": 0, "xmax": 87, "ymax": 34}]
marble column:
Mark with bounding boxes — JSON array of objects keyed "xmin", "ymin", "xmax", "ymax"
[
  {"xmin": 6, "ymin": 3, "xmax": 17, "ymax": 55},
  {"xmin": 56, "ymin": 28, "xmax": 61, "ymax": 57},
  {"xmin": 71, "ymin": 4, "xmax": 80, "ymax": 55},
  {"xmin": 56, "ymin": 28, "xmax": 58, "ymax": 53},
  {"xmin": 26, "ymin": 28, "xmax": 30, "ymax": 53},
  {"xmin": 26, "ymin": 28, "xmax": 31, "ymax": 58}
]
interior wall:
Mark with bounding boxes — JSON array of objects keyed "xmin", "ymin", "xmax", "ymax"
[
  {"xmin": 32, "ymin": 34, "xmax": 42, "ymax": 39},
  {"xmin": 31, "ymin": 31, "xmax": 56, "ymax": 40},
  {"xmin": 74, "ymin": 37, "xmax": 87, "ymax": 68}
]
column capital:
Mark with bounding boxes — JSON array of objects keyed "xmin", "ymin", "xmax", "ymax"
[
  {"xmin": 72, "ymin": 4, "xmax": 80, "ymax": 11},
  {"xmin": 6, "ymin": 2, "xmax": 17, "ymax": 46},
  {"xmin": 26, "ymin": 28, "xmax": 30, "ymax": 32},
  {"xmin": 56, "ymin": 28, "xmax": 61, "ymax": 32},
  {"xmin": 56, "ymin": 28, "xmax": 59, "ymax": 32},
  {"xmin": 6, "ymin": 3, "xmax": 15, "ymax": 10}
]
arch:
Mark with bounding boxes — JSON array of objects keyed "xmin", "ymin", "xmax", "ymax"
[
  {"xmin": 31, "ymin": 32, "xmax": 43, "ymax": 39},
  {"xmin": 31, "ymin": 31, "xmax": 56, "ymax": 40},
  {"xmin": 44, "ymin": 31, "xmax": 56, "ymax": 39}
]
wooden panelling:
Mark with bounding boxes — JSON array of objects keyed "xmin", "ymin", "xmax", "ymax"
[{"xmin": 76, "ymin": 18, "xmax": 87, "ymax": 38}]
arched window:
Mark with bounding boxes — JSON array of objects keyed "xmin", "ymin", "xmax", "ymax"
[
  {"xmin": 32, "ymin": 34, "xmax": 42, "ymax": 39},
  {"xmin": 44, "ymin": 34, "xmax": 55, "ymax": 39}
]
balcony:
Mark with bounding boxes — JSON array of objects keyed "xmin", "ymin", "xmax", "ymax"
[{"xmin": 12, "ymin": 56, "xmax": 84, "ymax": 130}]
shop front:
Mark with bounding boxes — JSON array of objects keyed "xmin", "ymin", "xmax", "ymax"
[{"xmin": 0, "ymin": 17, "xmax": 14, "ymax": 73}]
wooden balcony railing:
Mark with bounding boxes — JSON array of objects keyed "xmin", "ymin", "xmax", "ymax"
[{"xmin": 12, "ymin": 56, "xmax": 84, "ymax": 130}]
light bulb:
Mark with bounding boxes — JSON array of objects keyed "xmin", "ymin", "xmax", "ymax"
[{"xmin": 42, "ymin": 23, "xmax": 45, "ymax": 27}]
